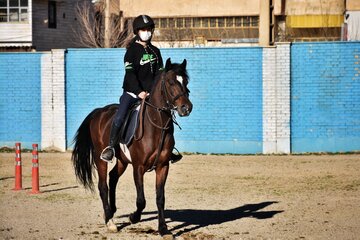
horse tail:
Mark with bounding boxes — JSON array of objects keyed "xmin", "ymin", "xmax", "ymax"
[{"xmin": 71, "ymin": 109, "xmax": 98, "ymax": 191}]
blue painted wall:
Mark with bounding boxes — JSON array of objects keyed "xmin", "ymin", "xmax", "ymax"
[
  {"xmin": 0, "ymin": 53, "xmax": 42, "ymax": 149},
  {"xmin": 66, "ymin": 48, "xmax": 124, "ymax": 147},
  {"xmin": 65, "ymin": 48, "xmax": 264, "ymax": 154},
  {"xmin": 2, "ymin": 42, "xmax": 359, "ymax": 154},
  {"xmin": 161, "ymin": 48, "xmax": 263, "ymax": 153},
  {"xmin": 291, "ymin": 42, "xmax": 360, "ymax": 153}
]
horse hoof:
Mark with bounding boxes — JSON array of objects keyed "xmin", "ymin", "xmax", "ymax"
[
  {"xmin": 106, "ymin": 219, "xmax": 118, "ymax": 232},
  {"xmin": 129, "ymin": 213, "xmax": 140, "ymax": 224}
]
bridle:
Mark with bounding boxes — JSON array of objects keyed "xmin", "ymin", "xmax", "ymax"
[
  {"xmin": 141, "ymin": 70, "xmax": 188, "ymax": 118},
  {"xmin": 135, "ymin": 70, "xmax": 189, "ymax": 172},
  {"xmin": 160, "ymin": 71, "xmax": 188, "ymax": 112}
]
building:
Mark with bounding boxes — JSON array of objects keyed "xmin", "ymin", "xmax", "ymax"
[
  {"xmin": 119, "ymin": 0, "xmax": 360, "ymax": 47},
  {"xmin": 0, "ymin": 0, "xmax": 86, "ymax": 51}
]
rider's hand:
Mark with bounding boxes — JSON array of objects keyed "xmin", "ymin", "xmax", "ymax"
[{"xmin": 138, "ymin": 91, "xmax": 149, "ymax": 99}]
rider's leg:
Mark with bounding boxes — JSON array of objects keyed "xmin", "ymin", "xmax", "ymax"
[{"xmin": 100, "ymin": 92, "xmax": 138, "ymax": 162}]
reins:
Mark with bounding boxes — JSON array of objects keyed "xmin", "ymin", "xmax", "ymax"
[{"xmin": 134, "ymin": 73, "xmax": 183, "ymax": 172}]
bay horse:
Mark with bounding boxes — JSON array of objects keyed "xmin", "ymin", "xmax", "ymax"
[{"xmin": 71, "ymin": 58, "xmax": 192, "ymax": 237}]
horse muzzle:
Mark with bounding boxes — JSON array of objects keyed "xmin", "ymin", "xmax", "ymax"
[{"xmin": 178, "ymin": 103, "xmax": 192, "ymax": 117}]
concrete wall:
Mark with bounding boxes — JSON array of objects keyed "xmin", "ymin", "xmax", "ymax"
[
  {"xmin": 119, "ymin": 0, "xmax": 260, "ymax": 18},
  {"xmin": 347, "ymin": 0, "xmax": 360, "ymax": 10}
]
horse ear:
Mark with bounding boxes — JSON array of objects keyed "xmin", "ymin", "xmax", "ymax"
[
  {"xmin": 165, "ymin": 58, "xmax": 172, "ymax": 71},
  {"xmin": 181, "ymin": 59, "xmax": 187, "ymax": 69}
]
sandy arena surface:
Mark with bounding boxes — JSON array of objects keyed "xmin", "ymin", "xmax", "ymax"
[{"xmin": 0, "ymin": 152, "xmax": 360, "ymax": 240}]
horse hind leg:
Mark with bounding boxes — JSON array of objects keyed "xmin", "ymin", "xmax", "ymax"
[
  {"xmin": 109, "ymin": 158, "xmax": 128, "ymax": 216},
  {"xmin": 94, "ymin": 151, "xmax": 118, "ymax": 232}
]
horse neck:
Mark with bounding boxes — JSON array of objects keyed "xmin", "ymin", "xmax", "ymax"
[{"xmin": 146, "ymin": 75, "xmax": 172, "ymax": 129}]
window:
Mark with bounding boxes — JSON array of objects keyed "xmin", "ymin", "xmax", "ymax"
[
  {"xmin": 226, "ymin": 17, "xmax": 234, "ymax": 27},
  {"xmin": 210, "ymin": 17, "xmax": 216, "ymax": 27},
  {"xmin": 185, "ymin": 18, "xmax": 191, "ymax": 28},
  {"xmin": 48, "ymin": 1, "xmax": 56, "ymax": 28},
  {"xmin": 176, "ymin": 18, "xmax": 183, "ymax": 28},
  {"xmin": 149, "ymin": 16, "xmax": 260, "ymax": 30},
  {"xmin": 218, "ymin": 17, "xmax": 225, "ymax": 27},
  {"xmin": 168, "ymin": 18, "xmax": 175, "ymax": 28},
  {"xmin": 193, "ymin": 17, "xmax": 201, "ymax": 28},
  {"xmin": 160, "ymin": 18, "xmax": 167, "ymax": 28},
  {"xmin": 146, "ymin": 16, "xmax": 260, "ymax": 42},
  {"xmin": 0, "ymin": 0, "xmax": 28, "ymax": 22}
]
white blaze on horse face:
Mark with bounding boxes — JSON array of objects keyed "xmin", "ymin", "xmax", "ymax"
[{"xmin": 176, "ymin": 75, "xmax": 184, "ymax": 85}]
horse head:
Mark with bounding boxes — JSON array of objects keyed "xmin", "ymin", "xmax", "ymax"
[{"xmin": 161, "ymin": 58, "xmax": 193, "ymax": 117}]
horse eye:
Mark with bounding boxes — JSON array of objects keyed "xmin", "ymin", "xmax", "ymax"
[
  {"xmin": 169, "ymin": 74, "xmax": 179, "ymax": 85},
  {"xmin": 168, "ymin": 78, "xmax": 175, "ymax": 85}
]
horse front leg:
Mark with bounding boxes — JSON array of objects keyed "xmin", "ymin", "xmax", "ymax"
[
  {"xmin": 129, "ymin": 166, "xmax": 146, "ymax": 224},
  {"xmin": 156, "ymin": 164, "xmax": 172, "ymax": 237}
]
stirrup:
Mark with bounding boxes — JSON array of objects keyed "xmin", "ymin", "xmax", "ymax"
[
  {"xmin": 170, "ymin": 148, "xmax": 183, "ymax": 164},
  {"xmin": 100, "ymin": 146, "xmax": 115, "ymax": 162}
]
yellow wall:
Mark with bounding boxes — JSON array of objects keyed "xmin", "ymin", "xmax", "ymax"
[
  {"xmin": 287, "ymin": 14, "xmax": 343, "ymax": 28},
  {"xmin": 285, "ymin": 0, "xmax": 344, "ymax": 15}
]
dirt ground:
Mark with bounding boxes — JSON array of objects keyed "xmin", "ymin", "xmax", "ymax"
[{"xmin": 0, "ymin": 152, "xmax": 360, "ymax": 240}]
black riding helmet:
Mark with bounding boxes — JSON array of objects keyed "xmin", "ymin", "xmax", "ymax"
[{"xmin": 132, "ymin": 15, "xmax": 155, "ymax": 34}]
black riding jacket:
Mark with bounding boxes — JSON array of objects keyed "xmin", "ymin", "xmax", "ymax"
[{"xmin": 122, "ymin": 39, "xmax": 163, "ymax": 95}]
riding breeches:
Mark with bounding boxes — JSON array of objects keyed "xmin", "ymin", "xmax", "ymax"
[{"xmin": 112, "ymin": 91, "xmax": 139, "ymax": 128}]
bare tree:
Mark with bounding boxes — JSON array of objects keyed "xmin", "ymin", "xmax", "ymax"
[{"xmin": 74, "ymin": 0, "xmax": 133, "ymax": 48}]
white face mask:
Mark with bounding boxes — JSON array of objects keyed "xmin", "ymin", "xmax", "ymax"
[{"xmin": 139, "ymin": 30, "xmax": 152, "ymax": 42}]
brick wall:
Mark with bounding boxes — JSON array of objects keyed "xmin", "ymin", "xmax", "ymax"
[
  {"xmin": 263, "ymin": 44, "xmax": 291, "ymax": 154},
  {"xmin": 161, "ymin": 48, "xmax": 263, "ymax": 153},
  {"xmin": 41, "ymin": 49, "xmax": 66, "ymax": 151},
  {"xmin": 291, "ymin": 42, "xmax": 360, "ymax": 152},
  {"xmin": 65, "ymin": 47, "xmax": 263, "ymax": 154},
  {"xmin": 0, "ymin": 53, "xmax": 42, "ymax": 149},
  {"xmin": 65, "ymin": 48, "xmax": 124, "ymax": 148},
  {"xmin": 1, "ymin": 42, "xmax": 360, "ymax": 154}
]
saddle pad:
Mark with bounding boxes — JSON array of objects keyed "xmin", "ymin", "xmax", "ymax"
[{"xmin": 119, "ymin": 103, "xmax": 141, "ymax": 145}]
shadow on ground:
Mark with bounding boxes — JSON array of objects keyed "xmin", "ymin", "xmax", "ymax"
[{"xmin": 117, "ymin": 201, "xmax": 283, "ymax": 236}]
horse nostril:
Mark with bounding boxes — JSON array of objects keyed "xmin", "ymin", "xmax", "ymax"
[{"xmin": 181, "ymin": 105, "xmax": 188, "ymax": 113}]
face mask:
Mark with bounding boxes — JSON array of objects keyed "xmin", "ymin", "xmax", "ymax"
[{"xmin": 139, "ymin": 30, "xmax": 152, "ymax": 42}]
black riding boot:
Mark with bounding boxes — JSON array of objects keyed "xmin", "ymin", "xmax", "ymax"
[{"xmin": 100, "ymin": 123, "xmax": 121, "ymax": 162}]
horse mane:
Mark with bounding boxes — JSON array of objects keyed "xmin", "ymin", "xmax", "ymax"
[
  {"xmin": 167, "ymin": 62, "xmax": 189, "ymax": 81},
  {"xmin": 151, "ymin": 59, "xmax": 189, "ymax": 94}
]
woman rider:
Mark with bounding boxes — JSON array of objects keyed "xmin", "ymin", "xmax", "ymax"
[{"xmin": 100, "ymin": 15, "xmax": 182, "ymax": 163}]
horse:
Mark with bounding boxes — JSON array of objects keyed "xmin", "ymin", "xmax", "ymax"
[{"xmin": 71, "ymin": 58, "xmax": 192, "ymax": 238}]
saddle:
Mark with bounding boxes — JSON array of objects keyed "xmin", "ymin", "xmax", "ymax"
[{"xmin": 118, "ymin": 101, "xmax": 141, "ymax": 145}]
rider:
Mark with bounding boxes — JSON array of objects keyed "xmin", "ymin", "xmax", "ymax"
[{"xmin": 100, "ymin": 14, "xmax": 182, "ymax": 163}]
